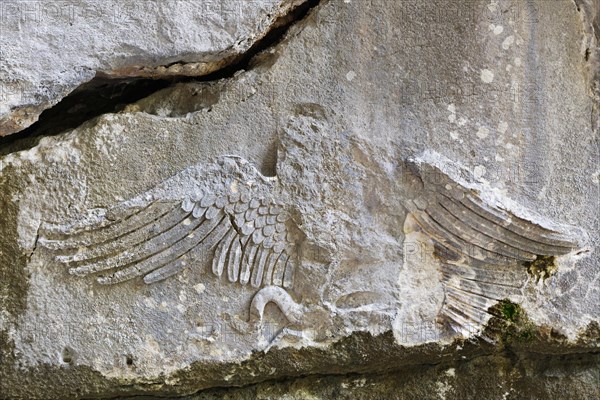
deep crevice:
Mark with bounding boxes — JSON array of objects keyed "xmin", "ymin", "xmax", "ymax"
[
  {"xmin": 0, "ymin": 78, "xmax": 172, "ymax": 156},
  {"xmin": 0, "ymin": 0, "xmax": 323, "ymax": 156}
]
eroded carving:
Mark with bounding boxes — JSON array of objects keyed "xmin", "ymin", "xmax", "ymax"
[
  {"xmin": 403, "ymin": 152, "xmax": 584, "ymax": 336},
  {"xmin": 40, "ymin": 156, "xmax": 305, "ymax": 324},
  {"xmin": 39, "ymin": 151, "xmax": 585, "ymax": 339}
]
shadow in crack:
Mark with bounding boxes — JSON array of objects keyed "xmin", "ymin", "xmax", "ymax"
[
  {"xmin": 0, "ymin": 77, "xmax": 172, "ymax": 156},
  {"xmin": 0, "ymin": 0, "xmax": 323, "ymax": 156}
]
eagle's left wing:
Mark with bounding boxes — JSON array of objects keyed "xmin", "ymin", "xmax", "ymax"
[{"xmin": 403, "ymin": 156, "xmax": 585, "ymax": 335}]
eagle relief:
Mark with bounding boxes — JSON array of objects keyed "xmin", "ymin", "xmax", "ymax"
[
  {"xmin": 38, "ymin": 149, "xmax": 585, "ymax": 343},
  {"xmin": 1, "ymin": 0, "xmax": 597, "ymax": 397}
]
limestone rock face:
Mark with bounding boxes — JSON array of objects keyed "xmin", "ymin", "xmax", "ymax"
[
  {"xmin": 0, "ymin": 0, "xmax": 304, "ymax": 137},
  {"xmin": 0, "ymin": 0, "xmax": 599, "ymax": 399}
]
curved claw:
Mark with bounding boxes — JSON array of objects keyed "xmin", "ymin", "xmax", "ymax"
[{"xmin": 249, "ymin": 286, "xmax": 304, "ymax": 324}]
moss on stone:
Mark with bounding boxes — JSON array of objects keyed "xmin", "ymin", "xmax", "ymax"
[
  {"xmin": 525, "ymin": 255, "xmax": 558, "ymax": 282},
  {"xmin": 500, "ymin": 300, "xmax": 521, "ymax": 323},
  {"xmin": 486, "ymin": 300, "xmax": 537, "ymax": 346}
]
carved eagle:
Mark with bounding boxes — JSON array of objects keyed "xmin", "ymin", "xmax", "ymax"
[{"xmin": 39, "ymin": 153, "xmax": 584, "ymax": 336}]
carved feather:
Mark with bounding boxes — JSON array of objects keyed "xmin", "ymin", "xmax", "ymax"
[
  {"xmin": 405, "ymin": 158, "xmax": 582, "ymax": 335},
  {"xmin": 40, "ymin": 158, "xmax": 299, "ymax": 290}
]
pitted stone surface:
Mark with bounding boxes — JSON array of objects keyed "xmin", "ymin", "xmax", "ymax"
[
  {"xmin": 0, "ymin": 0, "xmax": 598, "ymax": 398},
  {"xmin": 0, "ymin": 0, "xmax": 304, "ymax": 137}
]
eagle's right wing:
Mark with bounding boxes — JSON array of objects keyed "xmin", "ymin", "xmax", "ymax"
[{"xmin": 40, "ymin": 178, "xmax": 298, "ymax": 290}]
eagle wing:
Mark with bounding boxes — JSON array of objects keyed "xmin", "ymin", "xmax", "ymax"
[
  {"xmin": 40, "ymin": 165, "xmax": 298, "ymax": 289},
  {"xmin": 404, "ymin": 157, "xmax": 583, "ymax": 335}
]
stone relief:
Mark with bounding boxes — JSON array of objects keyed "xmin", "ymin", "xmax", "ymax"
[
  {"xmin": 38, "ymin": 144, "xmax": 585, "ymax": 340},
  {"xmin": 1, "ymin": 0, "xmax": 597, "ymax": 396},
  {"xmin": 401, "ymin": 153, "xmax": 585, "ymax": 336},
  {"xmin": 40, "ymin": 156, "xmax": 307, "ymax": 327}
]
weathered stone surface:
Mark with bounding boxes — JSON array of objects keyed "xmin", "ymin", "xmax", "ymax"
[
  {"xmin": 0, "ymin": 0, "xmax": 304, "ymax": 137},
  {"xmin": 0, "ymin": 0, "xmax": 599, "ymax": 398},
  {"xmin": 182, "ymin": 351, "xmax": 600, "ymax": 400}
]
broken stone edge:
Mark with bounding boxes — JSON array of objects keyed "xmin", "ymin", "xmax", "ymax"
[
  {"xmin": 0, "ymin": 0, "xmax": 310, "ymax": 138},
  {"xmin": 0, "ymin": 319, "xmax": 598, "ymax": 399}
]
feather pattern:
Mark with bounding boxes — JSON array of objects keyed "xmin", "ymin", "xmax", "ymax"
[
  {"xmin": 404, "ymin": 159, "xmax": 581, "ymax": 335},
  {"xmin": 40, "ymin": 157, "xmax": 299, "ymax": 289}
]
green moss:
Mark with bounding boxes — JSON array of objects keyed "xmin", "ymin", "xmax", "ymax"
[
  {"xmin": 500, "ymin": 300, "xmax": 520, "ymax": 322},
  {"xmin": 0, "ymin": 165, "xmax": 30, "ymax": 321},
  {"xmin": 487, "ymin": 300, "xmax": 537, "ymax": 346},
  {"xmin": 518, "ymin": 330, "xmax": 533, "ymax": 341},
  {"xmin": 525, "ymin": 255, "xmax": 558, "ymax": 282}
]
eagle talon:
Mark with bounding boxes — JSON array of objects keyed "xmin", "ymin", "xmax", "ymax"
[{"xmin": 250, "ymin": 286, "xmax": 305, "ymax": 325}]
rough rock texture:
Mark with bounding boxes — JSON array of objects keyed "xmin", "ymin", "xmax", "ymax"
[
  {"xmin": 0, "ymin": 0, "xmax": 305, "ymax": 137},
  {"xmin": 0, "ymin": 0, "xmax": 599, "ymax": 399},
  {"xmin": 183, "ymin": 351, "xmax": 600, "ymax": 400}
]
